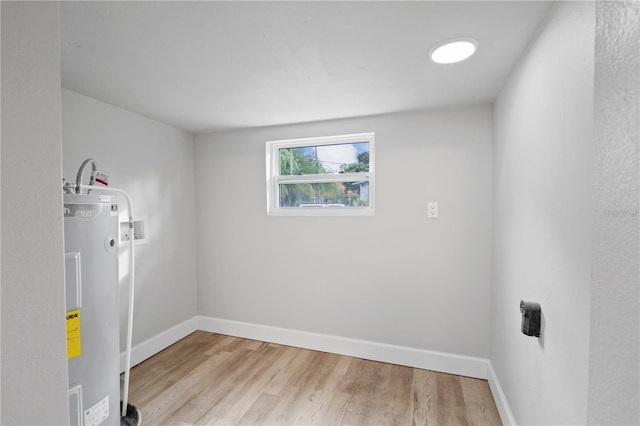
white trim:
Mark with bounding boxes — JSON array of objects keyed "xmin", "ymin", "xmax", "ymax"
[
  {"xmin": 120, "ymin": 315, "xmax": 514, "ymax": 424},
  {"xmin": 197, "ymin": 315, "xmax": 489, "ymax": 380},
  {"xmin": 268, "ymin": 204, "xmax": 375, "ymax": 217},
  {"xmin": 267, "ymin": 132, "xmax": 375, "ymax": 149},
  {"xmin": 119, "ymin": 317, "xmax": 198, "ymax": 373},
  {"xmin": 487, "ymin": 362, "xmax": 517, "ymax": 425},
  {"xmin": 266, "ymin": 132, "xmax": 375, "ymax": 216},
  {"xmin": 278, "ymin": 171, "xmax": 370, "ymax": 184}
]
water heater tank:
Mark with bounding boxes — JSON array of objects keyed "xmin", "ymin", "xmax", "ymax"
[{"xmin": 64, "ymin": 193, "xmax": 120, "ymax": 426}]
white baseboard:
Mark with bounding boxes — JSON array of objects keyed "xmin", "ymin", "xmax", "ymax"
[
  {"xmin": 487, "ymin": 362, "xmax": 517, "ymax": 425},
  {"xmin": 119, "ymin": 317, "xmax": 198, "ymax": 373},
  {"xmin": 119, "ymin": 314, "xmax": 515, "ymax": 425},
  {"xmin": 197, "ymin": 315, "xmax": 490, "ymax": 380}
]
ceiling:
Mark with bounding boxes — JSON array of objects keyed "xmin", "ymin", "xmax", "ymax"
[{"xmin": 60, "ymin": 1, "xmax": 553, "ymax": 135}]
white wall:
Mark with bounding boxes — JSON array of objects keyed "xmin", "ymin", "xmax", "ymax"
[
  {"xmin": 1, "ymin": 2, "xmax": 69, "ymax": 424},
  {"xmin": 61, "ymin": 89, "xmax": 198, "ymax": 349},
  {"xmin": 491, "ymin": 2, "xmax": 594, "ymax": 424},
  {"xmin": 588, "ymin": 1, "xmax": 639, "ymax": 424},
  {"xmin": 196, "ymin": 105, "xmax": 493, "ymax": 358}
]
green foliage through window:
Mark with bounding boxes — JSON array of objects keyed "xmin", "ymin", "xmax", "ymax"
[{"xmin": 278, "ymin": 142, "xmax": 370, "ymax": 207}]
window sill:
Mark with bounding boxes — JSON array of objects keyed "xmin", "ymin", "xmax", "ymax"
[{"xmin": 267, "ymin": 207, "xmax": 375, "ymax": 217}]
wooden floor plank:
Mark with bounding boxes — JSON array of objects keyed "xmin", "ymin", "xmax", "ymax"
[
  {"xmin": 236, "ymin": 392, "xmax": 279, "ymax": 425},
  {"xmin": 142, "ymin": 349, "xmax": 236, "ymax": 424},
  {"xmin": 436, "ymin": 373, "xmax": 470, "ymax": 426},
  {"xmin": 193, "ymin": 344, "xmax": 284, "ymax": 423},
  {"xmin": 292, "ymin": 354, "xmax": 351, "ymax": 425},
  {"xmin": 128, "ymin": 331, "xmax": 502, "ymax": 425},
  {"xmin": 382, "ymin": 364, "xmax": 414, "ymax": 425},
  {"xmin": 460, "ymin": 375, "xmax": 503, "ymax": 426},
  {"xmin": 410, "ymin": 368, "xmax": 439, "ymax": 425},
  {"xmin": 260, "ymin": 350, "xmax": 327, "ymax": 425}
]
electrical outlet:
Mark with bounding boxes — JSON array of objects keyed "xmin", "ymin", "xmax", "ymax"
[{"xmin": 428, "ymin": 201, "xmax": 438, "ymax": 218}]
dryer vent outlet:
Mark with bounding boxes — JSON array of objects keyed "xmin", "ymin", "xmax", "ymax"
[{"xmin": 520, "ymin": 300, "xmax": 541, "ymax": 337}]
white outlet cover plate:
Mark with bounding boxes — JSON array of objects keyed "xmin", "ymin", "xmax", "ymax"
[{"xmin": 428, "ymin": 201, "xmax": 438, "ymax": 218}]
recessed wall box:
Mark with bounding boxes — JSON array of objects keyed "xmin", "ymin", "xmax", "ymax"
[
  {"xmin": 520, "ymin": 300, "xmax": 541, "ymax": 337},
  {"xmin": 119, "ymin": 216, "xmax": 148, "ymax": 245}
]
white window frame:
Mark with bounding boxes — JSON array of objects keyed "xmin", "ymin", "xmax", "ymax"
[{"xmin": 266, "ymin": 132, "xmax": 375, "ymax": 216}]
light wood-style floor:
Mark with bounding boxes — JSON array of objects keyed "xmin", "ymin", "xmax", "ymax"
[{"xmin": 129, "ymin": 331, "xmax": 502, "ymax": 425}]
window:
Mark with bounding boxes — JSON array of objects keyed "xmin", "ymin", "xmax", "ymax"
[{"xmin": 266, "ymin": 132, "xmax": 375, "ymax": 216}]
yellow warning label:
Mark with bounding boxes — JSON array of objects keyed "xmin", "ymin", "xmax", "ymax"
[{"xmin": 66, "ymin": 309, "xmax": 81, "ymax": 359}]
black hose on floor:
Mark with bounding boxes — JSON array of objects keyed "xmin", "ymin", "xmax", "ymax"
[{"xmin": 120, "ymin": 403, "xmax": 141, "ymax": 426}]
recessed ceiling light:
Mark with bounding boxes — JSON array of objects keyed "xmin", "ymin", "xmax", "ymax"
[{"xmin": 430, "ymin": 39, "xmax": 478, "ymax": 64}]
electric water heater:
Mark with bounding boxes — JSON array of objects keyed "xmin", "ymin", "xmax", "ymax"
[{"xmin": 64, "ymin": 193, "xmax": 120, "ymax": 426}]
